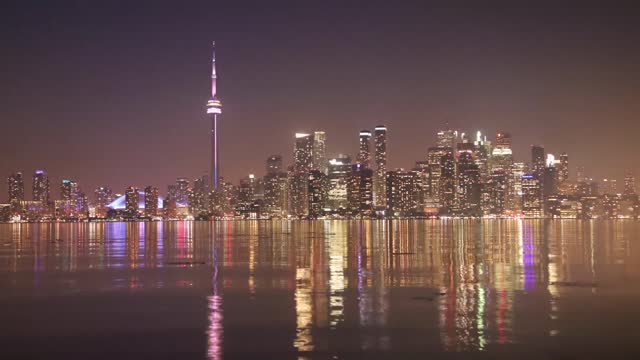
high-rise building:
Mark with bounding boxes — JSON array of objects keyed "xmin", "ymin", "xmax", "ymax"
[
  {"xmin": 558, "ymin": 153, "xmax": 569, "ymax": 184},
  {"xmin": 238, "ymin": 174, "xmax": 256, "ymax": 204},
  {"xmin": 206, "ymin": 42, "xmax": 223, "ymax": 190},
  {"xmin": 327, "ymin": 155, "xmax": 352, "ymax": 212},
  {"xmin": 491, "ymin": 132, "xmax": 515, "ymax": 213},
  {"xmin": 487, "ymin": 170, "xmax": 508, "ymax": 216},
  {"xmin": 624, "ymin": 170, "xmax": 636, "ymax": 195},
  {"xmin": 602, "ymin": 178, "xmax": 617, "ymax": 195},
  {"xmin": 190, "ymin": 175, "xmax": 210, "ymax": 216},
  {"xmin": 312, "ymin": 131, "xmax": 327, "ymax": 174},
  {"xmin": 347, "ymin": 164, "xmax": 373, "ymax": 217},
  {"xmin": 357, "ymin": 130, "xmax": 371, "ymax": 168},
  {"xmin": 266, "ymin": 155, "xmax": 283, "ymax": 175},
  {"xmin": 576, "ymin": 166, "xmax": 586, "ymax": 183},
  {"xmin": 125, "ymin": 186, "xmax": 139, "ymax": 217},
  {"xmin": 264, "ymin": 171, "xmax": 288, "ymax": 217},
  {"xmin": 61, "ymin": 179, "xmax": 79, "ymax": 202},
  {"xmin": 308, "ymin": 170, "xmax": 328, "ymax": 218},
  {"xmin": 521, "ymin": 174, "xmax": 543, "ymax": 218},
  {"xmin": 457, "ymin": 152, "xmax": 482, "ymax": 216},
  {"xmin": 94, "ymin": 186, "xmax": 113, "ymax": 217},
  {"xmin": 144, "ymin": 186, "xmax": 159, "ymax": 217},
  {"xmin": 8, "ymin": 173, "xmax": 24, "ymax": 203},
  {"xmin": 436, "ymin": 128, "xmax": 457, "ymax": 148},
  {"xmin": 175, "ymin": 178, "xmax": 189, "ymax": 205},
  {"xmin": 373, "ymin": 125, "xmax": 387, "ymax": 208},
  {"xmin": 294, "ymin": 133, "xmax": 314, "ymax": 172},
  {"xmin": 385, "ymin": 170, "xmax": 419, "ymax": 217},
  {"xmin": 32, "ymin": 170, "xmax": 50, "ymax": 204},
  {"xmin": 531, "ymin": 145, "xmax": 545, "ymax": 178}
]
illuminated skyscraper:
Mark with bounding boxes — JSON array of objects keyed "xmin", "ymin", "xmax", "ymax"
[
  {"xmin": 94, "ymin": 186, "xmax": 113, "ymax": 217},
  {"xmin": 385, "ymin": 169, "xmax": 419, "ymax": 217},
  {"xmin": 602, "ymin": 178, "xmax": 617, "ymax": 195},
  {"xmin": 7, "ymin": 173, "xmax": 24, "ymax": 203},
  {"xmin": 32, "ymin": 170, "xmax": 50, "ymax": 204},
  {"xmin": 436, "ymin": 128, "xmax": 457, "ymax": 148},
  {"xmin": 347, "ymin": 164, "xmax": 373, "ymax": 217},
  {"xmin": 357, "ymin": 130, "xmax": 371, "ymax": 168},
  {"xmin": 144, "ymin": 186, "xmax": 159, "ymax": 217},
  {"xmin": 624, "ymin": 170, "xmax": 636, "ymax": 195},
  {"xmin": 266, "ymin": 155, "xmax": 283, "ymax": 175},
  {"xmin": 327, "ymin": 155, "xmax": 351, "ymax": 211},
  {"xmin": 125, "ymin": 186, "xmax": 139, "ymax": 217},
  {"xmin": 558, "ymin": 153, "xmax": 569, "ymax": 184},
  {"xmin": 576, "ymin": 166, "xmax": 586, "ymax": 183},
  {"xmin": 308, "ymin": 170, "xmax": 328, "ymax": 218},
  {"xmin": 487, "ymin": 170, "xmax": 508, "ymax": 215},
  {"xmin": 457, "ymin": 152, "xmax": 481, "ymax": 216},
  {"xmin": 175, "ymin": 178, "xmax": 189, "ymax": 205},
  {"xmin": 373, "ymin": 125, "xmax": 387, "ymax": 208},
  {"xmin": 61, "ymin": 179, "xmax": 79, "ymax": 202},
  {"xmin": 206, "ymin": 41, "xmax": 223, "ymax": 190},
  {"xmin": 312, "ymin": 131, "xmax": 327, "ymax": 174},
  {"xmin": 521, "ymin": 174, "xmax": 543, "ymax": 217},
  {"xmin": 294, "ymin": 133, "xmax": 314, "ymax": 171}
]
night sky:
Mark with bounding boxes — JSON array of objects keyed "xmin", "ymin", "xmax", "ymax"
[{"xmin": 2, "ymin": 1, "xmax": 639, "ymax": 200}]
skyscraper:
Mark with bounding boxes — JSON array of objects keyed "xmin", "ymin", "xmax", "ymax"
[
  {"xmin": 347, "ymin": 164, "xmax": 373, "ymax": 217},
  {"xmin": 531, "ymin": 145, "xmax": 546, "ymax": 178},
  {"xmin": 125, "ymin": 186, "xmax": 139, "ymax": 217},
  {"xmin": 206, "ymin": 41, "xmax": 223, "ymax": 190},
  {"xmin": 61, "ymin": 179, "xmax": 79, "ymax": 202},
  {"xmin": 521, "ymin": 174, "xmax": 543, "ymax": 218},
  {"xmin": 373, "ymin": 125, "xmax": 387, "ymax": 208},
  {"xmin": 558, "ymin": 153, "xmax": 569, "ymax": 184},
  {"xmin": 385, "ymin": 169, "xmax": 419, "ymax": 217},
  {"xmin": 327, "ymin": 155, "xmax": 351, "ymax": 211},
  {"xmin": 7, "ymin": 173, "xmax": 24, "ymax": 203},
  {"xmin": 312, "ymin": 131, "xmax": 327, "ymax": 174},
  {"xmin": 294, "ymin": 133, "xmax": 314, "ymax": 172},
  {"xmin": 144, "ymin": 186, "xmax": 159, "ymax": 217},
  {"xmin": 624, "ymin": 170, "xmax": 636, "ymax": 195},
  {"xmin": 308, "ymin": 170, "xmax": 328, "ymax": 218},
  {"xmin": 175, "ymin": 178, "xmax": 189, "ymax": 205},
  {"xmin": 266, "ymin": 155, "xmax": 283, "ymax": 175},
  {"xmin": 32, "ymin": 170, "xmax": 50, "ymax": 204},
  {"xmin": 94, "ymin": 186, "xmax": 113, "ymax": 218},
  {"xmin": 357, "ymin": 130, "xmax": 371, "ymax": 168}
]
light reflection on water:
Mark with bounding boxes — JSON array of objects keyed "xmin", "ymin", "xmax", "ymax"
[{"xmin": 1, "ymin": 219, "xmax": 640, "ymax": 357}]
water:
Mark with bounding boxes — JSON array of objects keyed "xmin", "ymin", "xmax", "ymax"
[{"xmin": 1, "ymin": 220, "xmax": 640, "ymax": 359}]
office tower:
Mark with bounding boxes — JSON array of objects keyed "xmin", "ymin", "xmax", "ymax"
[
  {"xmin": 175, "ymin": 178, "xmax": 189, "ymax": 205},
  {"xmin": 531, "ymin": 145, "xmax": 546, "ymax": 178},
  {"xmin": 385, "ymin": 170, "xmax": 419, "ymax": 217},
  {"xmin": 436, "ymin": 128, "xmax": 457, "ymax": 148},
  {"xmin": 373, "ymin": 125, "xmax": 387, "ymax": 208},
  {"xmin": 94, "ymin": 186, "xmax": 113, "ymax": 217},
  {"xmin": 144, "ymin": 186, "xmax": 159, "ymax": 217},
  {"xmin": 521, "ymin": 174, "xmax": 544, "ymax": 217},
  {"xmin": 624, "ymin": 170, "xmax": 636, "ymax": 195},
  {"xmin": 77, "ymin": 192, "xmax": 89, "ymax": 217},
  {"xmin": 7, "ymin": 173, "xmax": 24, "ymax": 203},
  {"xmin": 357, "ymin": 130, "xmax": 371, "ymax": 168},
  {"xmin": 347, "ymin": 164, "xmax": 373, "ymax": 217},
  {"xmin": 327, "ymin": 155, "xmax": 352, "ymax": 211},
  {"xmin": 206, "ymin": 42, "xmax": 223, "ymax": 190},
  {"xmin": 308, "ymin": 170, "xmax": 328, "ymax": 218},
  {"xmin": 294, "ymin": 133, "xmax": 314, "ymax": 171},
  {"xmin": 264, "ymin": 171, "xmax": 288, "ymax": 217},
  {"xmin": 32, "ymin": 170, "xmax": 50, "ymax": 204},
  {"xmin": 602, "ymin": 178, "xmax": 617, "ymax": 195},
  {"xmin": 487, "ymin": 170, "xmax": 508, "ymax": 215},
  {"xmin": 576, "ymin": 166, "xmax": 586, "ymax": 183},
  {"xmin": 125, "ymin": 186, "xmax": 139, "ymax": 217},
  {"xmin": 543, "ymin": 166, "xmax": 557, "ymax": 197},
  {"xmin": 457, "ymin": 152, "xmax": 481, "ymax": 216},
  {"xmin": 312, "ymin": 131, "xmax": 327, "ymax": 174},
  {"xmin": 238, "ymin": 174, "xmax": 256, "ymax": 204},
  {"xmin": 266, "ymin": 155, "xmax": 283, "ymax": 175},
  {"xmin": 413, "ymin": 161, "xmax": 430, "ymax": 210},
  {"xmin": 439, "ymin": 148, "xmax": 456, "ymax": 214},
  {"xmin": 491, "ymin": 132, "xmax": 515, "ymax": 212},
  {"xmin": 61, "ymin": 179, "xmax": 79, "ymax": 202},
  {"xmin": 512, "ymin": 162, "xmax": 526, "ymax": 211},
  {"xmin": 190, "ymin": 175, "xmax": 210, "ymax": 216},
  {"xmin": 558, "ymin": 153, "xmax": 569, "ymax": 184},
  {"xmin": 289, "ymin": 171, "xmax": 308, "ymax": 217}
]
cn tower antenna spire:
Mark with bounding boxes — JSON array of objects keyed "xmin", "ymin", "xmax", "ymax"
[{"xmin": 211, "ymin": 41, "xmax": 217, "ymax": 99}]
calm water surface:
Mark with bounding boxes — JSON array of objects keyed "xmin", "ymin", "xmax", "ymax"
[{"xmin": 1, "ymin": 220, "xmax": 640, "ymax": 359}]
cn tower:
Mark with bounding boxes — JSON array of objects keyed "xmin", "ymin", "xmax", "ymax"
[{"xmin": 206, "ymin": 41, "xmax": 222, "ymax": 190}]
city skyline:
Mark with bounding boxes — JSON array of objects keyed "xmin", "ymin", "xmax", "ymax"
[{"xmin": 2, "ymin": 2, "xmax": 640, "ymax": 199}]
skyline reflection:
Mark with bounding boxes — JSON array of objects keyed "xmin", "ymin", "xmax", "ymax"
[{"xmin": 1, "ymin": 220, "xmax": 640, "ymax": 357}]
